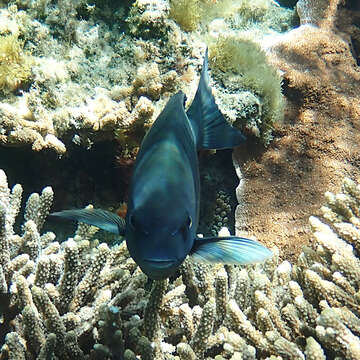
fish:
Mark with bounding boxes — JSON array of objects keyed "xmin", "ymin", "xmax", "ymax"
[{"xmin": 51, "ymin": 49, "xmax": 272, "ymax": 280}]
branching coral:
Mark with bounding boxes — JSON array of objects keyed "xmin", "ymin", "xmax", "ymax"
[
  {"xmin": 2, "ymin": 160, "xmax": 360, "ymax": 358},
  {"xmin": 0, "ymin": 168, "xmax": 147, "ymax": 359}
]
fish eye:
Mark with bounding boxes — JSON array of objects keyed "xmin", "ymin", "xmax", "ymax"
[
  {"xmin": 129, "ymin": 213, "xmax": 149, "ymax": 235},
  {"xmin": 187, "ymin": 216, "xmax": 192, "ymax": 229},
  {"xmin": 179, "ymin": 216, "xmax": 192, "ymax": 239},
  {"xmin": 171, "ymin": 216, "xmax": 192, "ymax": 237}
]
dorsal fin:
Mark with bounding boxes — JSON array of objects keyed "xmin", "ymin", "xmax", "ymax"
[{"xmin": 186, "ymin": 48, "xmax": 246, "ymax": 150}]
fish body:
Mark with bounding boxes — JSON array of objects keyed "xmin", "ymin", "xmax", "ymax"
[
  {"xmin": 51, "ymin": 49, "xmax": 272, "ymax": 280},
  {"xmin": 126, "ymin": 91, "xmax": 198, "ymax": 279}
]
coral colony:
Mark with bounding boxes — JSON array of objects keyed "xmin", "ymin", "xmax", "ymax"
[
  {"xmin": 0, "ymin": 0, "xmax": 288, "ymax": 155},
  {"xmin": 2, "ymin": 167, "xmax": 360, "ymax": 359}
]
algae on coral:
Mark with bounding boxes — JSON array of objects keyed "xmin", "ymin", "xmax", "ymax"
[
  {"xmin": 209, "ymin": 36, "xmax": 284, "ymax": 146},
  {"xmin": 0, "ymin": 34, "xmax": 33, "ymax": 93}
]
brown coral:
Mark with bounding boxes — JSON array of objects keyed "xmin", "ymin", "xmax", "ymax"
[
  {"xmin": 234, "ymin": 1, "xmax": 360, "ymax": 263},
  {"xmin": 274, "ymin": 25, "xmax": 360, "ymax": 113}
]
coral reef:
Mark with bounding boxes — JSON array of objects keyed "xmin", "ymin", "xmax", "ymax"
[
  {"xmin": 0, "ymin": 1, "xmax": 184, "ymax": 155},
  {"xmin": 2, "ymin": 2, "xmax": 360, "ymax": 358},
  {"xmin": 169, "ymin": 0, "xmax": 297, "ymax": 33},
  {"xmin": 0, "ymin": 0, "xmax": 297, "ymax": 155},
  {"xmin": 2, "ymin": 161, "xmax": 360, "ymax": 359},
  {"xmin": 0, "ymin": 0, "xmax": 298, "ymax": 249}
]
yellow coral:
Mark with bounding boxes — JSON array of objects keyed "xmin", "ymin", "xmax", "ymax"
[
  {"xmin": 0, "ymin": 34, "xmax": 33, "ymax": 93},
  {"xmin": 169, "ymin": 0, "xmax": 242, "ymax": 31},
  {"xmin": 209, "ymin": 36, "xmax": 284, "ymax": 145},
  {"xmin": 169, "ymin": 0, "xmax": 201, "ymax": 32}
]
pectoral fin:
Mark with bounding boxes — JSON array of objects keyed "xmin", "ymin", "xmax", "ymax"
[
  {"xmin": 50, "ymin": 208, "xmax": 126, "ymax": 235},
  {"xmin": 190, "ymin": 236, "xmax": 272, "ymax": 264}
]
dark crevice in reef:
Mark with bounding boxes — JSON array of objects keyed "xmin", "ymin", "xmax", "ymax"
[
  {"xmin": 276, "ymin": 0, "xmax": 299, "ymax": 9},
  {"xmin": 0, "ymin": 144, "xmax": 240, "ymax": 241},
  {"xmin": 198, "ymin": 149, "xmax": 239, "ymax": 237},
  {"xmin": 347, "ymin": 0, "xmax": 360, "ymax": 11},
  {"xmin": 0, "ymin": 142, "xmax": 126, "ymax": 240}
]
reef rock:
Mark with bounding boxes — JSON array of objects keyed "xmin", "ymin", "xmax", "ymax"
[{"xmin": 234, "ymin": 0, "xmax": 360, "ymax": 261}]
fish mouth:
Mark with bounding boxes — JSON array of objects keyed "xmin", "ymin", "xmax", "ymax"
[{"xmin": 143, "ymin": 258, "xmax": 177, "ymax": 268}]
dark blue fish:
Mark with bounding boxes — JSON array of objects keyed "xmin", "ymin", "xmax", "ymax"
[{"xmin": 51, "ymin": 49, "xmax": 272, "ymax": 280}]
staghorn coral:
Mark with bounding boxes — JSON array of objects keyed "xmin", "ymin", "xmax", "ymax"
[
  {"xmin": 3, "ymin": 170, "xmax": 360, "ymax": 358},
  {"xmin": 0, "ymin": 167, "xmax": 148, "ymax": 359}
]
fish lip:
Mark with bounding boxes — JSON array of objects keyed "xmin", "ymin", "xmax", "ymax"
[
  {"xmin": 143, "ymin": 258, "xmax": 178, "ymax": 268},
  {"xmin": 143, "ymin": 258, "xmax": 177, "ymax": 264}
]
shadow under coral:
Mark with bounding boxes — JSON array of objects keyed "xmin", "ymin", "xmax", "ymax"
[
  {"xmin": 0, "ymin": 143, "xmax": 240, "ymax": 242},
  {"xmin": 0, "ymin": 141, "xmax": 126, "ymax": 238}
]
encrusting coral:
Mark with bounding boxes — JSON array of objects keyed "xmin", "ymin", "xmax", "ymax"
[
  {"xmin": 0, "ymin": 0, "xmax": 297, "ymax": 155},
  {"xmin": 229, "ymin": 0, "xmax": 360, "ymax": 266},
  {"xmin": 2, "ymin": 165, "xmax": 360, "ymax": 359},
  {"xmin": 271, "ymin": 0, "xmax": 360, "ymax": 117}
]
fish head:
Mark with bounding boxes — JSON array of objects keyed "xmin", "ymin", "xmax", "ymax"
[{"xmin": 125, "ymin": 205, "xmax": 195, "ymax": 280}]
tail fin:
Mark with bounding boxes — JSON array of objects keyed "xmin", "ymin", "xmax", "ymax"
[
  {"xmin": 186, "ymin": 48, "xmax": 246, "ymax": 150},
  {"xmin": 50, "ymin": 208, "xmax": 126, "ymax": 235},
  {"xmin": 190, "ymin": 236, "xmax": 272, "ymax": 264}
]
